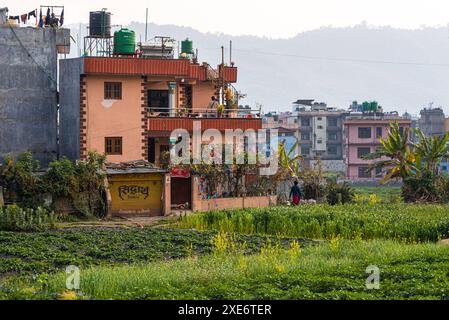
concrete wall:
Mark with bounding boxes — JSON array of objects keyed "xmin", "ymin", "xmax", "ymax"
[
  {"xmin": 310, "ymin": 159, "xmax": 346, "ymax": 173},
  {"xmin": 192, "ymin": 82, "xmax": 215, "ymax": 111},
  {"xmin": 190, "ymin": 175, "xmax": 277, "ymax": 212},
  {"xmin": 0, "ymin": 26, "xmax": 67, "ymax": 166},
  {"xmin": 196, "ymin": 196, "xmax": 278, "ymax": 212},
  {"xmin": 59, "ymin": 58, "xmax": 83, "ymax": 161},
  {"xmin": 85, "ymin": 75, "xmax": 144, "ymax": 162}
]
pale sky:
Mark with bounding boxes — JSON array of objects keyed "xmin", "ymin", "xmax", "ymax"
[{"xmin": 6, "ymin": 0, "xmax": 449, "ymax": 38}]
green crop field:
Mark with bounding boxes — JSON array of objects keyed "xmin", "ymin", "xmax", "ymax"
[
  {"xmin": 172, "ymin": 204, "xmax": 449, "ymax": 242},
  {"xmin": 1, "ymin": 203, "xmax": 449, "ymax": 300}
]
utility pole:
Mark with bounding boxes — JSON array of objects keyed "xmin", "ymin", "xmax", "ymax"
[
  {"xmin": 221, "ymin": 45, "xmax": 225, "ymax": 104},
  {"xmin": 145, "ymin": 8, "xmax": 148, "ymax": 42},
  {"xmin": 229, "ymin": 40, "xmax": 232, "ymax": 65}
]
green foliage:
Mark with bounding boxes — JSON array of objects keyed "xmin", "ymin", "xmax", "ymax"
[
  {"xmin": 0, "ymin": 152, "xmax": 46, "ymax": 208},
  {"xmin": 0, "ymin": 228, "xmax": 307, "ymax": 278},
  {"xmin": 325, "ymin": 180, "xmax": 354, "ymax": 205},
  {"xmin": 173, "ymin": 204, "xmax": 449, "ymax": 242},
  {"xmin": 364, "ymin": 121, "xmax": 416, "ymax": 183},
  {"xmin": 44, "ymin": 157, "xmax": 76, "ymax": 198},
  {"xmin": 414, "ymin": 130, "xmax": 449, "ymax": 175},
  {"xmin": 10, "ymin": 239, "xmax": 449, "ymax": 300},
  {"xmin": 298, "ymin": 160, "xmax": 325, "ymax": 200},
  {"xmin": 0, "ymin": 205, "xmax": 55, "ymax": 231},
  {"xmin": 364, "ymin": 122, "xmax": 449, "ymax": 203},
  {"xmin": 69, "ymin": 152, "xmax": 106, "ymax": 217},
  {"xmin": 0, "ymin": 152, "xmax": 106, "ymax": 217},
  {"xmin": 402, "ymin": 171, "xmax": 449, "ymax": 203},
  {"xmin": 278, "ymin": 141, "xmax": 303, "ymax": 179}
]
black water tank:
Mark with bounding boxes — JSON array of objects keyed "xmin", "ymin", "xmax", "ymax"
[{"xmin": 89, "ymin": 11, "xmax": 111, "ymax": 37}]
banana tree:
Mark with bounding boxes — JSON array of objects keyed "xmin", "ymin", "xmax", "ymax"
[
  {"xmin": 414, "ymin": 130, "xmax": 449, "ymax": 175},
  {"xmin": 363, "ymin": 121, "xmax": 418, "ymax": 183},
  {"xmin": 278, "ymin": 141, "xmax": 303, "ymax": 178}
]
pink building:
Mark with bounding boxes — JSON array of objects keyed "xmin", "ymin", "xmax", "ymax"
[{"xmin": 344, "ymin": 117, "xmax": 411, "ymax": 180}]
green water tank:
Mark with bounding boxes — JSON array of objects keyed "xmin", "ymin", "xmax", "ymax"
[
  {"xmin": 181, "ymin": 38, "xmax": 194, "ymax": 55},
  {"xmin": 113, "ymin": 28, "xmax": 136, "ymax": 55},
  {"xmin": 362, "ymin": 101, "xmax": 370, "ymax": 112}
]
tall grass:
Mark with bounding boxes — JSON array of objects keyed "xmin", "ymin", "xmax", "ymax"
[
  {"xmin": 172, "ymin": 204, "xmax": 449, "ymax": 242},
  {"xmin": 37, "ymin": 238, "xmax": 449, "ymax": 300}
]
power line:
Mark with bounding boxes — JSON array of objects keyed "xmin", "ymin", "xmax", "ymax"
[{"xmin": 206, "ymin": 46, "xmax": 449, "ymax": 67}]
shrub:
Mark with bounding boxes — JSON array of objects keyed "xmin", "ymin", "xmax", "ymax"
[
  {"xmin": 325, "ymin": 180, "xmax": 354, "ymax": 205},
  {"xmin": 0, "ymin": 152, "xmax": 46, "ymax": 208},
  {"xmin": 0, "ymin": 205, "xmax": 56, "ymax": 231},
  {"xmin": 299, "ymin": 160, "xmax": 325, "ymax": 200},
  {"xmin": 1, "ymin": 152, "xmax": 107, "ymax": 218},
  {"xmin": 44, "ymin": 157, "xmax": 76, "ymax": 198},
  {"xmin": 402, "ymin": 171, "xmax": 449, "ymax": 203}
]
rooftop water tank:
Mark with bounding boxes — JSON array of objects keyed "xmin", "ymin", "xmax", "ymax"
[
  {"xmin": 89, "ymin": 11, "xmax": 111, "ymax": 37},
  {"xmin": 181, "ymin": 38, "xmax": 194, "ymax": 55},
  {"xmin": 113, "ymin": 28, "xmax": 136, "ymax": 55}
]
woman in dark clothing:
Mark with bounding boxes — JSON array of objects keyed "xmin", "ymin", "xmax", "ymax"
[{"xmin": 289, "ymin": 181, "xmax": 302, "ymax": 205}]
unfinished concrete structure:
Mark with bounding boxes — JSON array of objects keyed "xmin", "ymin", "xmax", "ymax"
[
  {"xmin": 418, "ymin": 106, "xmax": 446, "ymax": 137},
  {"xmin": 0, "ymin": 26, "xmax": 69, "ymax": 166}
]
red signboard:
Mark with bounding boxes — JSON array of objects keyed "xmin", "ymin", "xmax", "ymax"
[{"xmin": 171, "ymin": 167, "xmax": 191, "ymax": 178}]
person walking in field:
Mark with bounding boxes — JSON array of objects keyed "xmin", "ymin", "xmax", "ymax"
[{"xmin": 289, "ymin": 180, "xmax": 302, "ymax": 205}]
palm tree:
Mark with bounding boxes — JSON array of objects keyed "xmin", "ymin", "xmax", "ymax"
[
  {"xmin": 363, "ymin": 121, "xmax": 417, "ymax": 183},
  {"xmin": 414, "ymin": 130, "xmax": 449, "ymax": 175}
]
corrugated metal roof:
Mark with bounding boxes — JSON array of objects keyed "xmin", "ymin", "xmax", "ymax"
[{"xmin": 106, "ymin": 168, "xmax": 167, "ymax": 175}]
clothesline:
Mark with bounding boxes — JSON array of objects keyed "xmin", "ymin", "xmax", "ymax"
[
  {"xmin": 8, "ymin": 7, "xmax": 64, "ymax": 28},
  {"xmin": 8, "ymin": 9, "xmax": 37, "ymax": 25}
]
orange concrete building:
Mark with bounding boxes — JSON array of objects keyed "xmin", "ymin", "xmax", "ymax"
[
  {"xmin": 59, "ymin": 56, "xmax": 262, "ymax": 164},
  {"xmin": 59, "ymin": 54, "xmax": 263, "ymax": 215}
]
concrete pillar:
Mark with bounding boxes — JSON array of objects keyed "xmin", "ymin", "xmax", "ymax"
[
  {"xmin": 168, "ymin": 82, "xmax": 177, "ymax": 117},
  {"xmin": 103, "ymin": 176, "xmax": 113, "ymax": 219},
  {"xmin": 163, "ymin": 173, "xmax": 171, "ymax": 216},
  {"xmin": 191, "ymin": 175, "xmax": 202, "ymax": 212}
]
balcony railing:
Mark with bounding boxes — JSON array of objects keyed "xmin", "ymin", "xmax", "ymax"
[{"xmin": 147, "ymin": 107, "xmax": 262, "ymax": 119}]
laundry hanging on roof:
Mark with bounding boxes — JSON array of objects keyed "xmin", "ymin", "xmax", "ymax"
[
  {"xmin": 20, "ymin": 13, "xmax": 27, "ymax": 24},
  {"xmin": 9, "ymin": 15, "xmax": 19, "ymax": 23},
  {"xmin": 28, "ymin": 9, "xmax": 36, "ymax": 19},
  {"xmin": 44, "ymin": 8, "xmax": 50, "ymax": 25},
  {"xmin": 59, "ymin": 9, "xmax": 64, "ymax": 26},
  {"xmin": 38, "ymin": 9, "xmax": 44, "ymax": 28}
]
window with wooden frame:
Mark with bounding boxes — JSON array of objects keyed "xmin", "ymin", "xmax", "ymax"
[
  {"xmin": 104, "ymin": 82, "xmax": 122, "ymax": 100},
  {"xmin": 105, "ymin": 137, "xmax": 122, "ymax": 155}
]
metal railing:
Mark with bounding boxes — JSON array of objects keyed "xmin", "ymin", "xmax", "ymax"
[{"xmin": 147, "ymin": 107, "xmax": 261, "ymax": 119}]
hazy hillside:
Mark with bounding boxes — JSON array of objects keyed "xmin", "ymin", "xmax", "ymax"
[{"xmin": 67, "ymin": 22, "xmax": 449, "ymax": 114}]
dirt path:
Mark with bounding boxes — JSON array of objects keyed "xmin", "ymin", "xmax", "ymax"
[{"xmin": 57, "ymin": 210, "xmax": 191, "ymax": 229}]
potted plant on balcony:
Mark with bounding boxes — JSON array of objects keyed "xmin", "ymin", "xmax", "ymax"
[
  {"xmin": 217, "ymin": 104, "xmax": 225, "ymax": 118},
  {"xmin": 177, "ymin": 105, "xmax": 190, "ymax": 117},
  {"xmin": 229, "ymin": 101, "xmax": 238, "ymax": 118}
]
